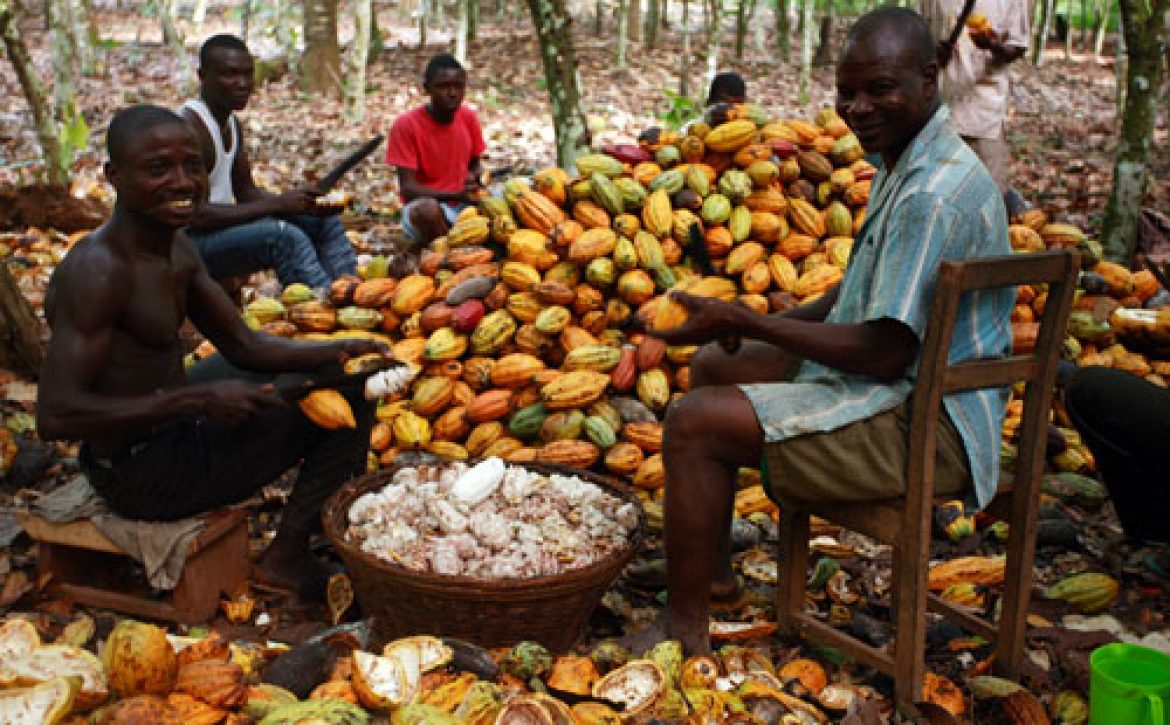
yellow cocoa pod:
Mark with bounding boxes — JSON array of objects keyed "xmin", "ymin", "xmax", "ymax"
[
  {"xmin": 636, "ymin": 369, "xmax": 671, "ymax": 411},
  {"xmin": 411, "ymin": 376, "xmax": 455, "ymax": 417},
  {"xmin": 563, "ymin": 344, "xmax": 623, "ymax": 373},
  {"xmin": 794, "ymin": 265, "xmax": 844, "ymax": 299},
  {"xmin": 569, "ymin": 228, "xmax": 618, "ymax": 264},
  {"xmin": 501, "ymin": 260, "xmax": 542, "ymax": 292},
  {"xmin": 392, "ymin": 410, "xmax": 432, "ymax": 449},
  {"xmin": 465, "ymin": 421, "xmax": 505, "ymax": 456},
  {"xmin": 391, "ymin": 274, "xmax": 437, "ymax": 316},
  {"xmin": 423, "ymin": 327, "xmax": 468, "ymax": 361},
  {"xmin": 642, "ymin": 189, "xmax": 674, "ymax": 239},
  {"xmin": 767, "ymin": 253, "xmax": 798, "ymax": 292},
  {"xmin": 447, "ymin": 215, "xmax": 491, "ymax": 247},
  {"xmin": 299, "ymin": 389, "xmax": 356, "ymax": 429},
  {"xmin": 632, "ymin": 453, "xmax": 666, "ymax": 489},
  {"xmin": 425, "ymin": 440, "xmax": 468, "ymax": 461},
  {"xmin": 741, "ymin": 260, "xmax": 772, "ymax": 295},
  {"xmin": 788, "ymin": 198, "xmax": 826, "ymax": 238},
  {"xmin": 534, "ymin": 305, "xmax": 572, "ymax": 335},
  {"xmin": 704, "ymin": 120, "xmax": 758, "ymax": 152},
  {"xmin": 725, "ymin": 241, "xmax": 766, "ymax": 275},
  {"xmin": 541, "ymin": 370, "xmax": 611, "ymax": 410},
  {"xmin": 505, "ymin": 291, "xmax": 544, "ymax": 323}
]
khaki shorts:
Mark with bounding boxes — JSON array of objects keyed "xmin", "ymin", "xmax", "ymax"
[{"xmin": 762, "ymin": 402, "xmax": 972, "ymax": 505}]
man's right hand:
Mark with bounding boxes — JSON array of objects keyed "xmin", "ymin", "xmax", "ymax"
[
  {"xmin": 272, "ymin": 189, "xmax": 322, "ymax": 216},
  {"xmin": 936, "ymin": 40, "xmax": 955, "ymax": 68},
  {"xmin": 201, "ymin": 381, "xmax": 287, "ymax": 425}
]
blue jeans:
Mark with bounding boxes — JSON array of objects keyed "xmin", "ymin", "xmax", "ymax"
[{"xmin": 188, "ymin": 214, "xmax": 357, "ymax": 288}]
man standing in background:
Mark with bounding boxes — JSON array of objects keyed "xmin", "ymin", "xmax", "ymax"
[{"xmin": 922, "ymin": 0, "xmax": 1029, "ymax": 214}]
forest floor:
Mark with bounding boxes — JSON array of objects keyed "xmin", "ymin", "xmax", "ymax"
[
  {"xmin": 2, "ymin": 7, "xmax": 1169, "ymax": 722},
  {"xmin": 2, "ymin": 6, "xmax": 1168, "ymax": 233}
]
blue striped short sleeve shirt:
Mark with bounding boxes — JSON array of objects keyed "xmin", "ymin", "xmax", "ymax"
[{"xmin": 740, "ymin": 105, "xmax": 1014, "ymax": 508}]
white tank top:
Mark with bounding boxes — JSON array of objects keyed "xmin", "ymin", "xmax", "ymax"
[{"xmin": 181, "ymin": 98, "xmax": 239, "ymax": 204}]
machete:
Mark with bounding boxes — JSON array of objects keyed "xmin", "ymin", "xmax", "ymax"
[
  {"xmin": 314, "ymin": 134, "xmax": 384, "ymax": 193},
  {"xmin": 941, "ymin": 0, "xmax": 979, "ymax": 68}
]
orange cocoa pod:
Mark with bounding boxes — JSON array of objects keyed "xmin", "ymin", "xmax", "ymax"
[
  {"xmin": 536, "ymin": 439, "xmax": 601, "ymax": 468},
  {"xmin": 432, "ymin": 406, "xmax": 470, "ymax": 441},
  {"xmin": 623, "ymin": 421, "xmax": 663, "ymax": 453},
  {"xmin": 465, "ymin": 389, "xmax": 513, "ymax": 423}
]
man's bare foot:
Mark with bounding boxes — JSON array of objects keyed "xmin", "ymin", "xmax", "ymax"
[
  {"xmin": 622, "ymin": 610, "xmax": 712, "ymax": 657},
  {"xmin": 254, "ymin": 549, "xmax": 339, "ymax": 602}
]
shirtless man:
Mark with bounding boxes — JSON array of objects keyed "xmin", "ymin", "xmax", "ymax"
[{"xmin": 37, "ymin": 105, "xmax": 384, "ymax": 598}]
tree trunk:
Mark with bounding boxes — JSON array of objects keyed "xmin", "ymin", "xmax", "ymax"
[
  {"xmin": 703, "ymin": 0, "xmax": 722, "ymax": 93},
  {"xmin": 733, "ymin": 0, "xmax": 747, "ymax": 60},
  {"xmin": 774, "ymin": 0, "xmax": 790, "ymax": 61},
  {"xmin": 48, "ymin": 0, "xmax": 88, "ymax": 170},
  {"xmin": 1032, "ymin": 0, "xmax": 1053, "ymax": 65},
  {"xmin": 812, "ymin": 10, "xmax": 832, "ymax": 66},
  {"xmin": 241, "ymin": 0, "xmax": 251, "ymax": 39},
  {"xmin": 2, "ymin": 0, "xmax": 68, "ymax": 184},
  {"xmin": 797, "ymin": 0, "xmax": 814, "ymax": 103},
  {"xmin": 525, "ymin": 0, "xmax": 591, "ymax": 168},
  {"xmin": 645, "ymin": 0, "xmax": 659, "ymax": 47},
  {"xmin": 418, "ymin": 0, "xmax": 428, "ymax": 48},
  {"xmin": 369, "ymin": 6, "xmax": 384, "ymax": 64},
  {"xmin": 1099, "ymin": 0, "xmax": 1166, "ymax": 262},
  {"xmin": 0, "ymin": 263, "xmax": 43, "ymax": 378},
  {"xmin": 192, "ymin": 0, "xmax": 208, "ymax": 30},
  {"xmin": 273, "ymin": 0, "xmax": 299, "ymax": 63},
  {"xmin": 468, "ymin": 0, "xmax": 479, "ymax": 40},
  {"xmin": 1079, "ymin": 0, "xmax": 1090, "ymax": 51},
  {"xmin": 615, "ymin": 0, "xmax": 628, "ymax": 67},
  {"xmin": 455, "ymin": 0, "xmax": 469, "ymax": 63},
  {"xmin": 302, "ymin": 0, "xmax": 342, "ymax": 96},
  {"xmin": 344, "ymin": 0, "xmax": 371, "ymax": 121},
  {"xmin": 1093, "ymin": 0, "xmax": 1108, "ymax": 58},
  {"xmin": 159, "ymin": 0, "xmax": 190, "ymax": 85},
  {"xmin": 69, "ymin": 0, "xmax": 94, "ymax": 75},
  {"xmin": 626, "ymin": 0, "xmax": 641, "ymax": 42},
  {"xmin": 679, "ymin": 11, "xmax": 691, "ymax": 97}
]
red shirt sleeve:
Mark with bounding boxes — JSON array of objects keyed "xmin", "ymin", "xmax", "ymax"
[{"xmin": 385, "ymin": 109, "xmax": 420, "ymax": 169}]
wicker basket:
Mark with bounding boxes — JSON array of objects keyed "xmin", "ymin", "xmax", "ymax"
[{"xmin": 322, "ymin": 461, "xmax": 645, "ymax": 651}]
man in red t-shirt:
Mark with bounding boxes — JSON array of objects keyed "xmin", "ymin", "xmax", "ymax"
[{"xmin": 386, "ymin": 53, "xmax": 487, "ymax": 247}]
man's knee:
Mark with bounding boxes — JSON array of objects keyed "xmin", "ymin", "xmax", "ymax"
[{"xmin": 404, "ymin": 198, "xmax": 446, "ymax": 243}]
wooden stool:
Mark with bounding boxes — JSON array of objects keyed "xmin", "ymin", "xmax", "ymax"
[{"xmin": 17, "ymin": 508, "xmax": 249, "ymax": 624}]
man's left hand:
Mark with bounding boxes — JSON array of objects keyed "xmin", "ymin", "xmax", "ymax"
[
  {"xmin": 648, "ymin": 291, "xmax": 751, "ymax": 347},
  {"xmin": 333, "ymin": 338, "xmax": 391, "ymax": 365}
]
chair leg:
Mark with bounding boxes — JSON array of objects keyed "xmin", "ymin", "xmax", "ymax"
[
  {"xmin": 893, "ymin": 534, "xmax": 929, "ymax": 709},
  {"xmin": 777, "ymin": 505, "xmax": 810, "ymax": 635},
  {"xmin": 996, "ymin": 492, "xmax": 1041, "ymax": 680}
]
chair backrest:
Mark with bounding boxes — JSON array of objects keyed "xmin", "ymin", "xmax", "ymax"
[{"xmin": 906, "ymin": 248, "xmax": 1080, "ymax": 504}]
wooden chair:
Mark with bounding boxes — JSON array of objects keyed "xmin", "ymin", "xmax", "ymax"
[{"xmin": 774, "ymin": 249, "xmax": 1080, "ymax": 709}]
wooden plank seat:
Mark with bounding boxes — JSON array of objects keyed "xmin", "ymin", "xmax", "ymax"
[
  {"xmin": 774, "ymin": 249, "xmax": 1081, "ymax": 710},
  {"xmin": 16, "ymin": 508, "xmax": 249, "ymax": 624}
]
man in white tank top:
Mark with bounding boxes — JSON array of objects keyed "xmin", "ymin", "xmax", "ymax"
[{"xmin": 180, "ymin": 34, "xmax": 357, "ymax": 290}]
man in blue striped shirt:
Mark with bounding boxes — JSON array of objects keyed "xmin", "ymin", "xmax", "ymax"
[{"xmin": 630, "ymin": 6, "xmax": 1013, "ymax": 655}]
